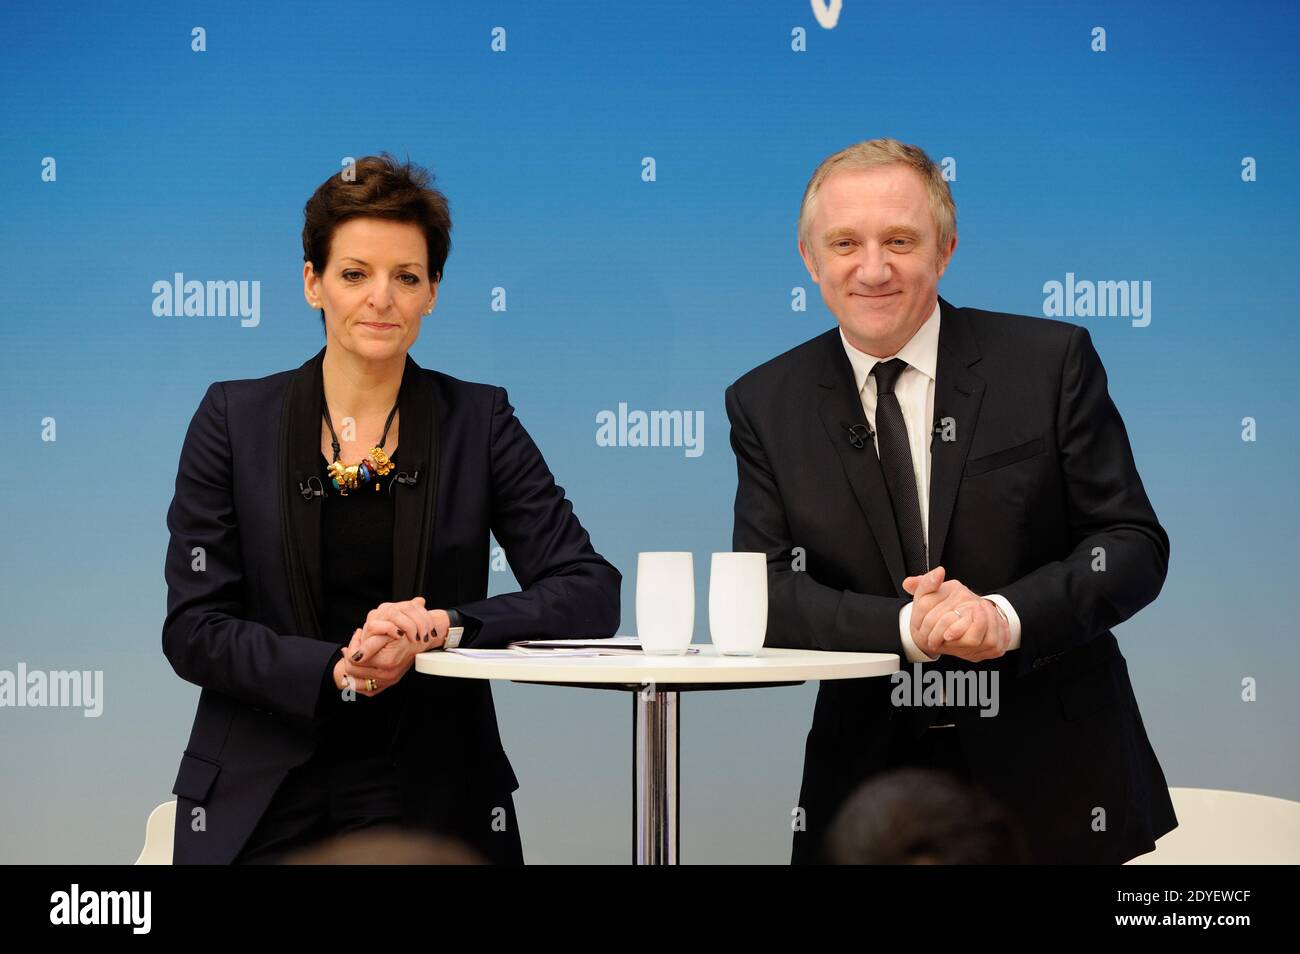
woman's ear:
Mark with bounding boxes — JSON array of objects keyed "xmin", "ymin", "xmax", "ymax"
[{"xmin": 303, "ymin": 261, "xmax": 322, "ymax": 308}]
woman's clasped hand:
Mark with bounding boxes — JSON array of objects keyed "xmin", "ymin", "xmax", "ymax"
[{"xmin": 335, "ymin": 596, "xmax": 449, "ymax": 697}]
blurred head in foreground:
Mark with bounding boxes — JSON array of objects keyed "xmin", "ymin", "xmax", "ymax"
[
  {"xmin": 279, "ymin": 825, "xmax": 487, "ymax": 865},
  {"xmin": 825, "ymin": 768, "xmax": 1029, "ymax": 864}
]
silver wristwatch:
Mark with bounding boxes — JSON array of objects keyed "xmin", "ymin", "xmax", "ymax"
[{"xmin": 444, "ymin": 609, "xmax": 466, "ymax": 649}]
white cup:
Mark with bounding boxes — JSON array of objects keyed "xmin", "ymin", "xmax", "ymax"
[
  {"xmin": 635, "ymin": 551, "xmax": 695, "ymax": 655},
  {"xmin": 708, "ymin": 552, "xmax": 768, "ymax": 656}
]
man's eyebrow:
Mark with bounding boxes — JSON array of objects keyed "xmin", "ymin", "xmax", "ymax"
[
  {"xmin": 338, "ymin": 257, "xmax": 426, "ymax": 269},
  {"xmin": 820, "ymin": 225, "xmax": 922, "ymax": 242},
  {"xmin": 821, "ymin": 227, "xmax": 858, "ymax": 242}
]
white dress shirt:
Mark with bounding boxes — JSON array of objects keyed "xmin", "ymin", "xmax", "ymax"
[{"xmin": 839, "ymin": 300, "xmax": 1023, "ymax": 662}]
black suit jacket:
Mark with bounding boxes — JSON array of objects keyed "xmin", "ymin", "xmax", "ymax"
[
  {"xmin": 726, "ymin": 296, "xmax": 1176, "ymax": 864},
  {"xmin": 163, "ymin": 346, "xmax": 621, "ymax": 864}
]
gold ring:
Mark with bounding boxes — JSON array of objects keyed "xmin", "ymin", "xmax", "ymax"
[{"xmin": 366, "ymin": 677, "xmax": 377, "ymax": 691}]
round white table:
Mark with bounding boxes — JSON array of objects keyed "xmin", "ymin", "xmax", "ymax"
[{"xmin": 414, "ymin": 644, "xmax": 898, "ymax": 864}]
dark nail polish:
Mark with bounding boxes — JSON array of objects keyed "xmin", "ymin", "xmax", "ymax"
[{"xmin": 352, "ymin": 650, "xmax": 363, "ymax": 662}]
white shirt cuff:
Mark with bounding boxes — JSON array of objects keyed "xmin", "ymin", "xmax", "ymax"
[
  {"xmin": 898, "ymin": 601, "xmax": 938, "ymax": 662},
  {"xmin": 983, "ymin": 593, "xmax": 1021, "ymax": 650}
]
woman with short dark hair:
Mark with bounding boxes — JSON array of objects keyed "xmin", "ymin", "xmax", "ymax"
[{"xmin": 162, "ymin": 153, "xmax": 621, "ymax": 864}]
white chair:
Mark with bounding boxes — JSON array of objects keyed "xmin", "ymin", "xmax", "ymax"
[
  {"xmin": 134, "ymin": 800, "xmax": 176, "ymax": 865},
  {"xmin": 1127, "ymin": 788, "xmax": 1300, "ymax": 864}
]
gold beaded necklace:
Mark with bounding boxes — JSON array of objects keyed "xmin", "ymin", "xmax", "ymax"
[{"xmin": 322, "ymin": 393, "xmax": 398, "ymax": 496}]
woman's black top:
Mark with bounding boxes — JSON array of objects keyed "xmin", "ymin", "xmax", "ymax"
[{"xmin": 312, "ymin": 448, "xmax": 406, "ymax": 749}]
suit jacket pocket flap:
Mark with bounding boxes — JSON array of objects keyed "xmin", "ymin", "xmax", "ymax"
[
  {"xmin": 172, "ymin": 750, "xmax": 222, "ymax": 802},
  {"xmin": 965, "ymin": 436, "xmax": 1046, "ymax": 477}
]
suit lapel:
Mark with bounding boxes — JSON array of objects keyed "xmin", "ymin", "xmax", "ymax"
[
  {"xmin": 814, "ymin": 297, "xmax": 986, "ymax": 595},
  {"xmin": 816, "ymin": 331, "xmax": 910, "ymax": 596},
  {"xmin": 280, "ymin": 347, "xmax": 327, "ymax": 638},
  {"xmin": 278, "ymin": 347, "xmax": 441, "ymax": 640},
  {"xmin": 927, "ymin": 296, "xmax": 985, "ymax": 570},
  {"xmin": 389, "ymin": 353, "xmax": 440, "ymax": 602}
]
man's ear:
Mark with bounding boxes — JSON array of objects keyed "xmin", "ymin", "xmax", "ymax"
[
  {"xmin": 935, "ymin": 233, "xmax": 958, "ymax": 279},
  {"xmin": 798, "ymin": 238, "xmax": 821, "ymax": 284}
]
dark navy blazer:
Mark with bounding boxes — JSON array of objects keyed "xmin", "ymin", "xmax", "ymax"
[
  {"xmin": 726, "ymin": 296, "xmax": 1177, "ymax": 864},
  {"xmin": 163, "ymin": 346, "xmax": 621, "ymax": 864}
]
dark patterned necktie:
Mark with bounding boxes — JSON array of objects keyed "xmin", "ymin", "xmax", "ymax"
[{"xmin": 870, "ymin": 359, "xmax": 928, "ymax": 578}]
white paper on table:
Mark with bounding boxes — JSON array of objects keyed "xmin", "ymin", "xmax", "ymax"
[
  {"xmin": 447, "ymin": 647, "xmax": 601, "ymax": 659},
  {"xmin": 509, "ymin": 637, "xmax": 699, "ymax": 656},
  {"xmin": 511, "ymin": 635, "xmax": 644, "ymax": 651},
  {"xmin": 449, "ymin": 637, "xmax": 700, "ymax": 658}
]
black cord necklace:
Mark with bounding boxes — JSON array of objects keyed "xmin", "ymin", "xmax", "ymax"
[{"xmin": 322, "ymin": 392, "xmax": 399, "ymax": 496}]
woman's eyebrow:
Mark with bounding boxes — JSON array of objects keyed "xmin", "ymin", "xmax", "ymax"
[{"xmin": 339, "ymin": 257, "xmax": 425, "ymax": 270}]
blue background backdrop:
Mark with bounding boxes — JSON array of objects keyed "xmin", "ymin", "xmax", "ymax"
[{"xmin": 1, "ymin": 0, "xmax": 1296, "ymax": 863}]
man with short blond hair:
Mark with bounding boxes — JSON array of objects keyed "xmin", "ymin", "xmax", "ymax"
[{"xmin": 726, "ymin": 137, "xmax": 1176, "ymax": 864}]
